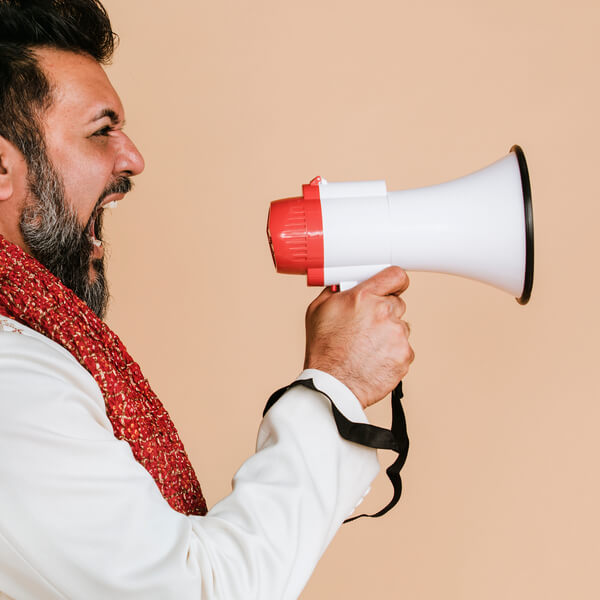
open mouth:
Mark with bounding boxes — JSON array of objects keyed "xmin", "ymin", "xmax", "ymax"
[
  {"xmin": 87, "ymin": 206, "xmax": 104, "ymax": 249},
  {"xmin": 87, "ymin": 198, "xmax": 120, "ymax": 250}
]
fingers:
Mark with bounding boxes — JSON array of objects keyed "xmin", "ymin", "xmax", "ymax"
[
  {"xmin": 386, "ymin": 319, "xmax": 415, "ymax": 383},
  {"xmin": 397, "ymin": 318, "xmax": 410, "ymax": 337},
  {"xmin": 304, "ymin": 269, "xmax": 415, "ymax": 407},
  {"xmin": 398, "ymin": 320, "xmax": 415, "ymax": 369},
  {"xmin": 353, "ymin": 266, "xmax": 409, "ymax": 297},
  {"xmin": 384, "ymin": 294, "xmax": 406, "ymax": 322}
]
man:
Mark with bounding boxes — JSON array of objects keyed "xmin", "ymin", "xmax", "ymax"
[{"xmin": 0, "ymin": 1, "xmax": 413, "ymax": 598}]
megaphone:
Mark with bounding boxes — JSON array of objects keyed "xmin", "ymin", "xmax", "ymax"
[{"xmin": 267, "ymin": 145, "xmax": 534, "ymax": 304}]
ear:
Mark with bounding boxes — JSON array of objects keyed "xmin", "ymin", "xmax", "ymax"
[{"xmin": 0, "ymin": 135, "xmax": 27, "ymax": 202}]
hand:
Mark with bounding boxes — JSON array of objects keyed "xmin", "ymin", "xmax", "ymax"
[{"xmin": 304, "ymin": 266, "xmax": 415, "ymax": 409}]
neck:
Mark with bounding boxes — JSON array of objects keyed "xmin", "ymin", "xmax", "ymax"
[{"xmin": 0, "ymin": 213, "xmax": 29, "ymax": 255}]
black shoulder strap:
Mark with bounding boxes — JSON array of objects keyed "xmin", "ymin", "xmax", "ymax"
[{"xmin": 263, "ymin": 378, "xmax": 409, "ymax": 523}]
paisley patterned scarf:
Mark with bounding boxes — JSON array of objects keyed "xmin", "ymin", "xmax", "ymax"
[{"xmin": 0, "ymin": 235, "xmax": 207, "ymax": 516}]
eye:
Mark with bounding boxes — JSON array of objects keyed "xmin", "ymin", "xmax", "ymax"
[{"xmin": 92, "ymin": 125, "xmax": 113, "ymax": 137}]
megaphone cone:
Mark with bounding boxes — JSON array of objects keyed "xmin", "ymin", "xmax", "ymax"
[{"xmin": 267, "ymin": 145, "xmax": 534, "ymax": 304}]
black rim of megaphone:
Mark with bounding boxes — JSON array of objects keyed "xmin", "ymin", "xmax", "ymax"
[{"xmin": 511, "ymin": 144, "xmax": 534, "ymax": 305}]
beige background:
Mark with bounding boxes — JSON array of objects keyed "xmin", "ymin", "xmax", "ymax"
[{"xmin": 100, "ymin": 1, "xmax": 599, "ymax": 598}]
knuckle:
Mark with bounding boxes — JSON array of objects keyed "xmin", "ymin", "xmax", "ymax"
[
  {"xmin": 375, "ymin": 300, "xmax": 390, "ymax": 321},
  {"xmin": 348, "ymin": 287, "xmax": 368, "ymax": 312},
  {"xmin": 394, "ymin": 320, "xmax": 408, "ymax": 339},
  {"xmin": 394, "ymin": 296, "xmax": 406, "ymax": 323},
  {"xmin": 352, "ymin": 286, "xmax": 367, "ymax": 303},
  {"xmin": 377, "ymin": 296, "xmax": 405, "ymax": 322},
  {"xmin": 400, "ymin": 345, "xmax": 411, "ymax": 363},
  {"xmin": 394, "ymin": 334, "xmax": 414, "ymax": 363}
]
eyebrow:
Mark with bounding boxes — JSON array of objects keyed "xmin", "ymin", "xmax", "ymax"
[{"xmin": 90, "ymin": 108, "xmax": 124, "ymax": 126}]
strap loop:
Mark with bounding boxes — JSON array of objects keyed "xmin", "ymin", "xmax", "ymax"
[{"xmin": 264, "ymin": 379, "xmax": 409, "ymax": 522}]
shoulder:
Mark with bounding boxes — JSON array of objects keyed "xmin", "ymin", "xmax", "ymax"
[
  {"xmin": 0, "ymin": 316, "xmax": 106, "ymax": 420},
  {"xmin": 0, "ymin": 315, "xmax": 79, "ymax": 366}
]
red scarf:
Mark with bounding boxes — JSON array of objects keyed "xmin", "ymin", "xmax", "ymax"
[{"xmin": 0, "ymin": 235, "xmax": 207, "ymax": 516}]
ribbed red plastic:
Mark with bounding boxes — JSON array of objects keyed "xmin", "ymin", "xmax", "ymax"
[{"xmin": 267, "ymin": 188, "xmax": 324, "ymax": 285}]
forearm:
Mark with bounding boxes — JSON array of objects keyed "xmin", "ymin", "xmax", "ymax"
[{"xmin": 195, "ymin": 370, "xmax": 379, "ymax": 599}]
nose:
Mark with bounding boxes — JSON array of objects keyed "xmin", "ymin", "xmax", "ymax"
[{"xmin": 114, "ymin": 132, "xmax": 145, "ymax": 177}]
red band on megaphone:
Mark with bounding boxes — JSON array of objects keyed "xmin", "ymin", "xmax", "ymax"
[{"xmin": 267, "ymin": 178, "xmax": 324, "ymax": 285}]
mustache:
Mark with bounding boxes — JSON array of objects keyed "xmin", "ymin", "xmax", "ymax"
[
  {"xmin": 87, "ymin": 176, "xmax": 133, "ymax": 229},
  {"xmin": 98, "ymin": 176, "xmax": 133, "ymax": 206}
]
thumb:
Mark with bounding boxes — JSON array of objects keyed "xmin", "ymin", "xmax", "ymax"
[{"xmin": 354, "ymin": 266, "xmax": 410, "ymax": 297}]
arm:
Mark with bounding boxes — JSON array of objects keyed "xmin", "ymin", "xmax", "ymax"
[{"xmin": 0, "ymin": 329, "xmax": 378, "ymax": 600}]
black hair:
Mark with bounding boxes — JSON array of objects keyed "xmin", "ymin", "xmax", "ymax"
[{"xmin": 0, "ymin": 0, "xmax": 116, "ymax": 162}]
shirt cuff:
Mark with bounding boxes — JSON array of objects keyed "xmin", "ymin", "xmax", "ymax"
[{"xmin": 295, "ymin": 369, "xmax": 369, "ymax": 425}]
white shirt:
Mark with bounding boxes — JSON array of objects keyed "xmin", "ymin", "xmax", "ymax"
[{"xmin": 0, "ymin": 316, "xmax": 379, "ymax": 600}]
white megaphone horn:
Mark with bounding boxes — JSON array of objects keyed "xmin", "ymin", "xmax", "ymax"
[{"xmin": 267, "ymin": 145, "xmax": 534, "ymax": 304}]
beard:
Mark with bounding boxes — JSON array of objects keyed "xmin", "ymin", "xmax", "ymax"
[{"xmin": 18, "ymin": 147, "xmax": 131, "ymax": 320}]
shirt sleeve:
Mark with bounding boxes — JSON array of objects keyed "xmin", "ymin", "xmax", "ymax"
[{"xmin": 0, "ymin": 328, "xmax": 379, "ymax": 600}]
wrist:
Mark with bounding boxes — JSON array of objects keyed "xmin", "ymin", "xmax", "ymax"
[
  {"xmin": 297, "ymin": 368, "xmax": 371, "ymax": 419},
  {"xmin": 303, "ymin": 361, "xmax": 368, "ymax": 409}
]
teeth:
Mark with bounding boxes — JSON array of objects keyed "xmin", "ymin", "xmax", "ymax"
[
  {"xmin": 104, "ymin": 200, "xmax": 119, "ymax": 209},
  {"xmin": 91, "ymin": 238, "xmax": 102, "ymax": 248}
]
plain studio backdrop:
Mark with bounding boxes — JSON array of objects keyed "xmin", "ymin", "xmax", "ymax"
[{"xmin": 100, "ymin": 1, "xmax": 599, "ymax": 598}]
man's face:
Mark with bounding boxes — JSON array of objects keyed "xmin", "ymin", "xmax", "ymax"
[{"xmin": 19, "ymin": 48, "xmax": 144, "ymax": 318}]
